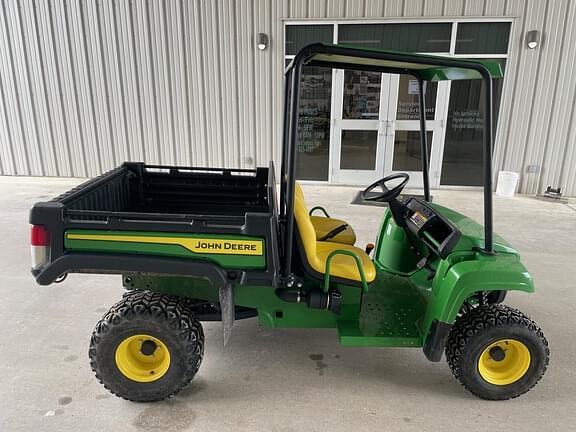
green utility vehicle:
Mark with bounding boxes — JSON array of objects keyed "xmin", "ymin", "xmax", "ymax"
[{"xmin": 30, "ymin": 44, "xmax": 549, "ymax": 402}]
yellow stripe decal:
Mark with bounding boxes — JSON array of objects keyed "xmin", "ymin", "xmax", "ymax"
[{"xmin": 66, "ymin": 233, "xmax": 264, "ymax": 256}]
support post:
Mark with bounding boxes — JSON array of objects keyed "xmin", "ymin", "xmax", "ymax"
[
  {"xmin": 283, "ymin": 61, "xmax": 302, "ymax": 276},
  {"xmin": 418, "ymin": 77, "xmax": 431, "ymax": 202},
  {"xmin": 481, "ymin": 71, "xmax": 494, "ymax": 253},
  {"xmin": 279, "ymin": 73, "xmax": 291, "ymax": 221}
]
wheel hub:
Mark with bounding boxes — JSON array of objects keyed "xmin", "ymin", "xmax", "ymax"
[
  {"xmin": 478, "ymin": 339, "xmax": 531, "ymax": 386},
  {"xmin": 115, "ymin": 334, "xmax": 171, "ymax": 382},
  {"xmin": 488, "ymin": 345, "xmax": 506, "ymax": 362},
  {"xmin": 140, "ymin": 339, "xmax": 157, "ymax": 356}
]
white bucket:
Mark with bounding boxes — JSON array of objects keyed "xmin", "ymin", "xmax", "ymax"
[{"xmin": 496, "ymin": 171, "xmax": 519, "ymax": 197}]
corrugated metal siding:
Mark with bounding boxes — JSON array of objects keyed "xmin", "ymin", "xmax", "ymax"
[
  {"xmin": 0, "ymin": 0, "xmax": 575, "ymax": 195},
  {"xmin": 0, "ymin": 0, "xmax": 280, "ymax": 177}
]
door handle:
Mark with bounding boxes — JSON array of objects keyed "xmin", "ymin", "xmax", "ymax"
[
  {"xmin": 386, "ymin": 120, "xmax": 395, "ymax": 136},
  {"xmin": 378, "ymin": 120, "xmax": 386, "ymax": 137}
]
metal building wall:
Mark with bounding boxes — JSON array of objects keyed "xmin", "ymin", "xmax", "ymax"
[
  {"xmin": 0, "ymin": 0, "xmax": 282, "ymax": 178},
  {"xmin": 0, "ymin": 0, "xmax": 575, "ymax": 196}
]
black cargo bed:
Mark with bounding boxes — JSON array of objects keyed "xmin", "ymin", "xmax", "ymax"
[
  {"xmin": 30, "ymin": 162, "xmax": 280, "ymax": 287},
  {"xmin": 56, "ymin": 163, "xmax": 271, "ymax": 217}
]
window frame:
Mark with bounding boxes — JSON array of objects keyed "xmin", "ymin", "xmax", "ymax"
[{"xmin": 284, "ymin": 19, "xmax": 513, "ymax": 58}]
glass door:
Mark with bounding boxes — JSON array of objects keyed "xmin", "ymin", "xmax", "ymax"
[
  {"xmin": 330, "ymin": 70, "xmax": 449, "ymax": 188},
  {"xmin": 383, "ymin": 75, "xmax": 449, "ymax": 189},
  {"xmin": 330, "ymin": 69, "xmax": 390, "ymax": 184}
]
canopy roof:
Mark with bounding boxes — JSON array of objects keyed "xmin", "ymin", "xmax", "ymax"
[{"xmin": 288, "ymin": 43, "xmax": 503, "ymax": 81}]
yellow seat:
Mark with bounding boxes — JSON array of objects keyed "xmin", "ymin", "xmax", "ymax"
[
  {"xmin": 294, "ymin": 187, "xmax": 376, "ymax": 284},
  {"xmin": 310, "ymin": 216, "xmax": 357, "ymax": 245},
  {"xmin": 295, "ymin": 183, "xmax": 357, "ymax": 246}
]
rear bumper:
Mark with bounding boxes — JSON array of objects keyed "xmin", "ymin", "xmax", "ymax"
[{"xmin": 31, "ymin": 253, "xmax": 231, "ymax": 287}]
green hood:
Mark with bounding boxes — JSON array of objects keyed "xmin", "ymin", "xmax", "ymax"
[{"xmin": 430, "ymin": 203, "xmax": 518, "ymax": 255}]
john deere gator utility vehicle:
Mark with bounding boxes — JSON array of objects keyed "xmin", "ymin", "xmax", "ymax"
[{"xmin": 30, "ymin": 44, "xmax": 549, "ymax": 401}]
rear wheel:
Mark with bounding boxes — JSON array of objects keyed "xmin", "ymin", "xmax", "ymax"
[
  {"xmin": 446, "ymin": 304, "xmax": 549, "ymax": 400},
  {"xmin": 89, "ymin": 291, "xmax": 204, "ymax": 402}
]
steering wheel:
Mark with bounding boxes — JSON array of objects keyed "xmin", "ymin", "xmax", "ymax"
[{"xmin": 361, "ymin": 173, "xmax": 410, "ymax": 203}]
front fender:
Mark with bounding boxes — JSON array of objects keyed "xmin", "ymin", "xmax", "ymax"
[{"xmin": 422, "ymin": 252, "xmax": 534, "ymax": 337}]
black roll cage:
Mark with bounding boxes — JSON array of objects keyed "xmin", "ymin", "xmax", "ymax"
[{"xmin": 279, "ymin": 43, "xmax": 495, "ymax": 277}]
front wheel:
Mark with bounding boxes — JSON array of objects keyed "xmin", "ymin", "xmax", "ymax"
[
  {"xmin": 89, "ymin": 291, "xmax": 204, "ymax": 402},
  {"xmin": 445, "ymin": 304, "xmax": 549, "ymax": 400}
]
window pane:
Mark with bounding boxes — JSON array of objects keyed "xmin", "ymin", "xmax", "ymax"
[
  {"xmin": 296, "ymin": 66, "xmax": 332, "ymax": 181},
  {"xmin": 285, "ymin": 25, "xmax": 333, "ymax": 56},
  {"xmin": 441, "ymin": 60, "xmax": 506, "ymax": 186},
  {"xmin": 340, "ymin": 130, "xmax": 377, "ymax": 170},
  {"xmin": 343, "ymin": 71, "xmax": 381, "ymax": 119},
  {"xmin": 339, "ymin": 23, "xmax": 451, "ymax": 52},
  {"xmin": 455, "ymin": 22, "xmax": 511, "ymax": 54},
  {"xmin": 393, "ymin": 131, "xmax": 433, "ymax": 171},
  {"xmin": 396, "ymin": 76, "xmax": 437, "ymax": 120}
]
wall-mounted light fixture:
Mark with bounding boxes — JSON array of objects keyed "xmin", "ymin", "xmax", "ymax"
[
  {"xmin": 526, "ymin": 30, "xmax": 540, "ymax": 49},
  {"xmin": 257, "ymin": 33, "xmax": 268, "ymax": 51}
]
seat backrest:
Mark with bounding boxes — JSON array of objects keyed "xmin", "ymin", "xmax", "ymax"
[
  {"xmin": 294, "ymin": 182, "xmax": 306, "ymax": 204},
  {"xmin": 293, "ymin": 182, "xmax": 318, "ymax": 267}
]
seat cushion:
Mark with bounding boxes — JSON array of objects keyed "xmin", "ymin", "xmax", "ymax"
[
  {"xmin": 294, "ymin": 182, "xmax": 374, "ymax": 285},
  {"xmin": 315, "ymin": 242, "xmax": 376, "ymax": 283},
  {"xmin": 310, "ymin": 216, "xmax": 356, "ymax": 245}
]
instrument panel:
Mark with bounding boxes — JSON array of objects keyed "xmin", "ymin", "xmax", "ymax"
[{"xmin": 403, "ymin": 198, "xmax": 461, "ymax": 258}]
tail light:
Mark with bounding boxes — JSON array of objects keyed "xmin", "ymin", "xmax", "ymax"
[{"xmin": 31, "ymin": 225, "xmax": 50, "ymax": 270}]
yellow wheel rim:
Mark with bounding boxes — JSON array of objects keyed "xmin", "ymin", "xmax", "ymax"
[
  {"xmin": 115, "ymin": 334, "xmax": 171, "ymax": 382},
  {"xmin": 478, "ymin": 339, "xmax": 531, "ymax": 385}
]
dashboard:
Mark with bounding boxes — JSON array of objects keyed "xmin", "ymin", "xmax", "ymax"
[{"xmin": 403, "ymin": 198, "xmax": 461, "ymax": 259}]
